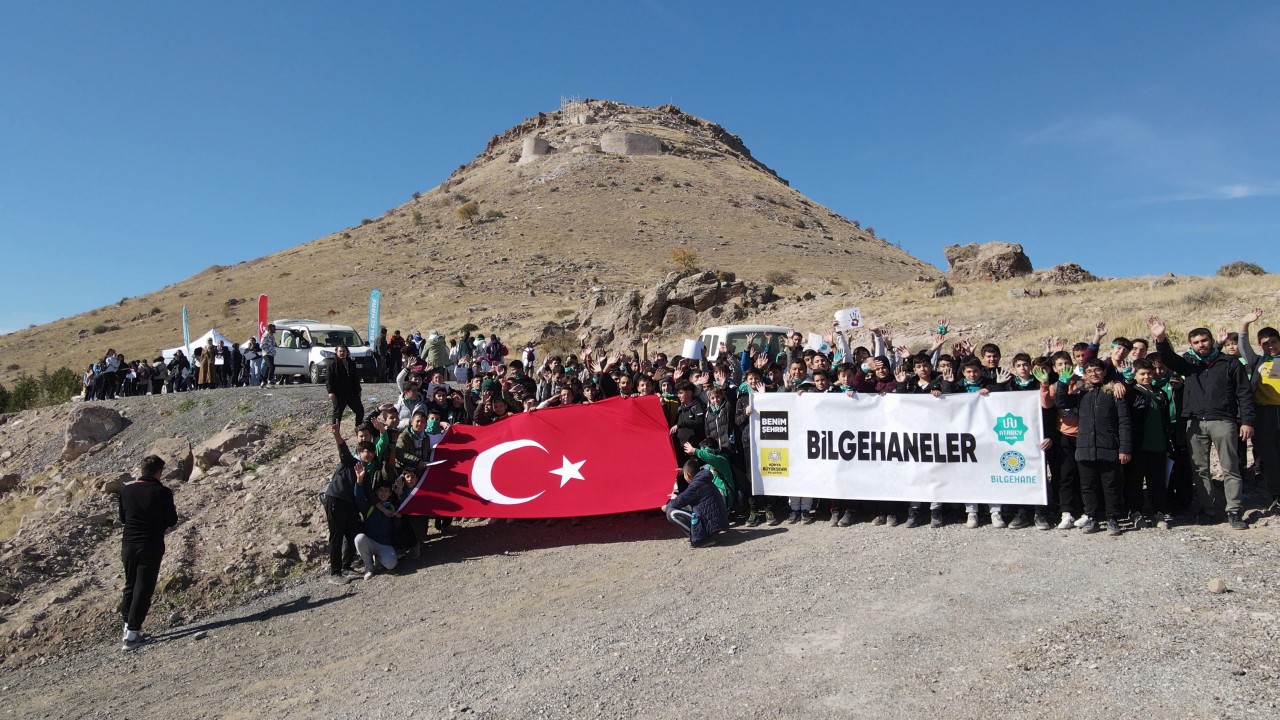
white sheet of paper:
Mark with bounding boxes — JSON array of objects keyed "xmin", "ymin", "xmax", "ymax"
[
  {"xmin": 834, "ymin": 307, "xmax": 862, "ymax": 331},
  {"xmin": 681, "ymin": 339, "xmax": 704, "ymax": 359},
  {"xmin": 806, "ymin": 333, "xmax": 830, "ymax": 353}
]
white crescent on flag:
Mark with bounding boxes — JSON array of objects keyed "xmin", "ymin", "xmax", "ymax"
[{"xmin": 470, "ymin": 439, "xmax": 548, "ymax": 505}]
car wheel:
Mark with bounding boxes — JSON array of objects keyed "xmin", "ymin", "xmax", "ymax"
[{"xmin": 309, "ymin": 363, "xmax": 322, "ymax": 384}]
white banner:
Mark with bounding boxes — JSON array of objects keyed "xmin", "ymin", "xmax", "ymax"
[{"xmin": 750, "ymin": 391, "xmax": 1046, "ymax": 504}]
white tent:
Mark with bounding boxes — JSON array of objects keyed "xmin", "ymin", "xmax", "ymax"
[{"xmin": 162, "ymin": 328, "xmax": 241, "ymax": 363}]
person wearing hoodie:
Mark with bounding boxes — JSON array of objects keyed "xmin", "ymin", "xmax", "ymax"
[{"xmin": 425, "ymin": 330, "xmax": 450, "ymax": 371}]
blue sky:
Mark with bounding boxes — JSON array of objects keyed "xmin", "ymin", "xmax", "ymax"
[{"xmin": 2, "ymin": 2, "xmax": 1277, "ymax": 334}]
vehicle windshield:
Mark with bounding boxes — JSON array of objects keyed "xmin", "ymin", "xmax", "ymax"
[
  {"xmin": 726, "ymin": 333, "xmax": 771, "ymax": 355},
  {"xmin": 313, "ymin": 330, "xmax": 364, "ymax": 348}
]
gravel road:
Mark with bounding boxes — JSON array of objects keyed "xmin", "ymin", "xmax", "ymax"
[{"xmin": 3, "ymin": 506, "xmax": 1277, "ymax": 719}]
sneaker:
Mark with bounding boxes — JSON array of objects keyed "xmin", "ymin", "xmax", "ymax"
[
  {"xmin": 1079, "ymin": 518, "xmax": 1099, "ymax": 534},
  {"xmin": 871, "ymin": 515, "xmax": 886, "ymax": 526},
  {"xmin": 746, "ymin": 512, "xmax": 763, "ymax": 527},
  {"xmin": 801, "ymin": 512, "xmax": 816, "ymax": 525},
  {"xmin": 1228, "ymin": 512, "xmax": 1248, "ymax": 530},
  {"xmin": 886, "ymin": 514, "xmax": 900, "ymax": 527},
  {"xmin": 965, "ymin": 512, "xmax": 979, "ymax": 529},
  {"xmin": 1156, "ymin": 514, "xmax": 1173, "ymax": 530},
  {"xmin": 120, "ymin": 634, "xmax": 149, "ymax": 652},
  {"xmin": 787, "ymin": 511, "xmax": 801, "ymax": 524},
  {"xmin": 838, "ymin": 510, "xmax": 854, "ymax": 527},
  {"xmin": 765, "ymin": 510, "xmax": 781, "ymax": 526},
  {"xmin": 1073, "ymin": 514, "xmax": 1091, "ymax": 529},
  {"xmin": 1008, "ymin": 511, "xmax": 1029, "ymax": 530},
  {"xmin": 410, "ymin": 544, "xmax": 422, "ymax": 560},
  {"xmin": 930, "ymin": 508, "xmax": 944, "ymax": 528},
  {"xmin": 905, "ymin": 508, "xmax": 921, "ymax": 529},
  {"xmin": 829, "ymin": 511, "xmax": 842, "ymax": 527},
  {"xmin": 1057, "ymin": 512, "xmax": 1075, "ymax": 530},
  {"xmin": 1267, "ymin": 496, "xmax": 1280, "ymax": 514},
  {"xmin": 363, "ymin": 571, "xmax": 374, "ymax": 581},
  {"xmin": 1106, "ymin": 519, "xmax": 1123, "ymax": 536},
  {"xmin": 693, "ymin": 537, "xmax": 718, "ymax": 548},
  {"xmin": 328, "ymin": 573, "xmax": 349, "ymax": 586},
  {"xmin": 1131, "ymin": 515, "xmax": 1146, "ymax": 531},
  {"xmin": 990, "ymin": 511, "xmax": 1006, "ymax": 529},
  {"xmin": 1034, "ymin": 513, "xmax": 1052, "ymax": 530}
]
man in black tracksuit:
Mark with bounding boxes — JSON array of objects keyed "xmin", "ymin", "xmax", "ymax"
[
  {"xmin": 326, "ymin": 344, "xmax": 365, "ymax": 431},
  {"xmin": 118, "ymin": 455, "xmax": 178, "ymax": 650}
]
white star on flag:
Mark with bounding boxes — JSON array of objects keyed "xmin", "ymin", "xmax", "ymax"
[{"xmin": 549, "ymin": 456, "xmax": 586, "ymax": 488}]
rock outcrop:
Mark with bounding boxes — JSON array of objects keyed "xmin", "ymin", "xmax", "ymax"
[
  {"xmin": 145, "ymin": 437, "xmax": 194, "ymax": 483},
  {"xmin": 193, "ymin": 423, "xmax": 268, "ymax": 470},
  {"xmin": 60, "ymin": 406, "xmax": 126, "ymax": 462},
  {"xmin": 1033, "ymin": 263, "xmax": 1097, "ymax": 285},
  {"xmin": 561, "ymin": 270, "xmax": 779, "ymax": 348},
  {"xmin": 944, "ymin": 242, "xmax": 1033, "ymax": 282}
]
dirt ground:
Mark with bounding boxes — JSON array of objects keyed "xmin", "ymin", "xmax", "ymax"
[{"xmin": 3, "ymin": 509, "xmax": 1277, "ymax": 720}]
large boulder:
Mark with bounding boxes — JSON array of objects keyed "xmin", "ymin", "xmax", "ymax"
[
  {"xmin": 145, "ymin": 437, "xmax": 194, "ymax": 483},
  {"xmin": 61, "ymin": 406, "xmax": 126, "ymax": 462},
  {"xmin": 1033, "ymin": 263, "xmax": 1097, "ymax": 285},
  {"xmin": 944, "ymin": 242, "xmax": 1033, "ymax": 282},
  {"xmin": 192, "ymin": 423, "xmax": 267, "ymax": 471}
]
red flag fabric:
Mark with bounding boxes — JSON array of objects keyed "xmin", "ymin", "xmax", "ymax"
[{"xmin": 398, "ymin": 395, "xmax": 678, "ymax": 518}]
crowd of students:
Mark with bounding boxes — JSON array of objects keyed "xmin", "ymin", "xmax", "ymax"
[{"xmin": 317, "ymin": 308, "xmax": 1276, "ymax": 580}]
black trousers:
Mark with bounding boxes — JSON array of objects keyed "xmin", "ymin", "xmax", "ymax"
[
  {"xmin": 323, "ymin": 496, "xmax": 361, "ymax": 574},
  {"xmin": 120, "ymin": 542, "xmax": 165, "ymax": 632},
  {"xmin": 330, "ymin": 395, "xmax": 365, "ymax": 428},
  {"xmin": 1056, "ymin": 436, "xmax": 1082, "ymax": 516},
  {"xmin": 1079, "ymin": 459, "xmax": 1124, "ymax": 521},
  {"xmin": 1124, "ymin": 450, "xmax": 1168, "ymax": 516}
]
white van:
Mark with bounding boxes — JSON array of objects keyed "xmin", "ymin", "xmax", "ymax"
[
  {"xmin": 269, "ymin": 319, "xmax": 378, "ymax": 383},
  {"xmin": 697, "ymin": 324, "xmax": 792, "ymax": 363}
]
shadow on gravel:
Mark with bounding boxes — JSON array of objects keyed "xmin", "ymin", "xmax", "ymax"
[
  {"xmin": 413, "ymin": 511, "xmax": 698, "ymax": 565},
  {"xmin": 403, "ymin": 512, "xmax": 794, "ymax": 567},
  {"xmin": 151, "ymin": 593, "xmax": 351, "ymax": 643}
]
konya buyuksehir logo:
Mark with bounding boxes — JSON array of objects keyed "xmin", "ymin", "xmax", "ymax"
[
  {"xmin": 993, "ymin": 413, "xmax": 1028, "ymax": 445},
  {"xmin": 999, "ymin": 450, "xmax": 1026, "ymax": 473}
]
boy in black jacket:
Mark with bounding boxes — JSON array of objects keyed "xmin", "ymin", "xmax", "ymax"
[
  {"xmin": 1055, "ymin": 359, "xmax": 1132, "ymax": 535},
  {"xmin": 1127, "ymin": 359, "xmax": 1174, "ymax": 529},
  {"xmin": 663, "ymin": 459, "xmax": 730, "ymax": 547},
  {"xmin": 323, "ymin": 423, "xmax": 378, "ymax": 583},
  {"xmin": 118, "ymin": 454, "xmax": 178, "ymax": 650}
]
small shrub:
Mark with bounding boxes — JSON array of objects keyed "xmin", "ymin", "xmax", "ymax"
[
  {"xmin": 554, "ymin": 309, "xmax": 574, "ymax": 319},
  {"xmin": 671, "ymin": 247, "xmax": 699, "ymax": 273},
  {"xmin": 6, "ymin": 363, "xmax": 19, "ymax": 371},
  {"xmin": 483, "ymin": 209, "xmax": 505, "ymax": 219},
  {"xmin": 791, "ymin": 218, "xmax": 806, "ymax": 229},
  {"xmin": 1217, "ymin": 261, "xmax": 1266, "ymax": 277},
  {"xmin": 459, "ymin": 323, "xmax": 479, "ymax": 334},
  {"xmin": 176, "ymin": 398, "xmax": 197, "ymax": 413},
  {"xmin": 342, "ymin": 232, "xmax": 352, "ymax": 239},
  {"xmin": 149, "ymin": 307, "xmax": 162, "ymax": 316},
  {"xmin": 455, "ymin": 201, "xmax": 480, "ymax": 222},
  {"xmin": 412, "ymin": 211, "xmax": 424, "ymax": 226},
  {"xmin": 765, "ymin": 269, "xmax": 796, "ymax": 285},
  {"xmin": 453, "ymin": 277, "xmax": 467, "ymax": 288},
  {"xmin": 92, "ymin": 325, "xmax": 110, "ymax": 335},
  {"xmin": 1182, "ymin": 286, "xmax": 1225, "ymax": 307},
  {"xmin": 360, "ymin": 218, "xmax": 373, "ymax": 226},
  {"xmin": 411, "ymin": 191, "xmax": 422, "ymax": 200},
  {"xmin": 865, "ymin": 226, "xmax": 876, "ymax": 236}
]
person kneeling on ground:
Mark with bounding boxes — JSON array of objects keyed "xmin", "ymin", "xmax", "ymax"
[
  {"xmin": 355, "ymin": 481, "xmax": 401, "ymax": 580},
  {"xmin": 663, "ymin": 459, "xmax": 730, "ymax": 548}
]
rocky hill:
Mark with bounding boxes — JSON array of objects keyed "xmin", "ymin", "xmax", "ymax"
[{"xmin": 0, "ymin": 100, "xmax": 937, "ymax": 386}]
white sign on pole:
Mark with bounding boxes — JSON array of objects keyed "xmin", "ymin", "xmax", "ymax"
[{"xmin": 750, "ymin": 392, "xmax": 1046, "ymax": 504}]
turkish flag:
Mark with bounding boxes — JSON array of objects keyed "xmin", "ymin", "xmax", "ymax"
[{"xmin": 398, "ymin": 395, "xmax": 678, "ymax": 518}]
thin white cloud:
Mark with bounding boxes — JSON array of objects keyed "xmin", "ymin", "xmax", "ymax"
[{"xmin": 1021, "ymin": 114, "xmax": 1279, "ymax": 204}]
